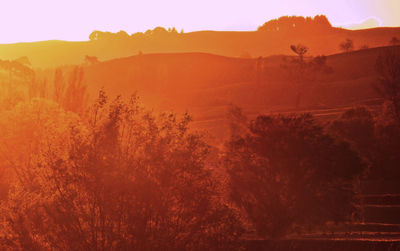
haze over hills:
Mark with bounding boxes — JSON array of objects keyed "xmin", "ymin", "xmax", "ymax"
[
  {"xmin": 1, "ymin": 15, "xmax": 400, "ymax": 68},
  {"xmin": 1, "ymin": 9, "xmax": 400, "ymax": 249},
  {"xmin": 33, "ymin": 46, "xmax": 390, "ymax": 140},
  {"xmin": 1, "ymin": 15, "xmax": 399, "ymax": 140}
]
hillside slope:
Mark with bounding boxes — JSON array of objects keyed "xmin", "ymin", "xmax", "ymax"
[
  {"xmin": 1, "ymin": 26, "xmax": 399, "ymax": 68},
  {"xmin": 51, "ymin": 46, "xmax": 390, "ymax": 139}
]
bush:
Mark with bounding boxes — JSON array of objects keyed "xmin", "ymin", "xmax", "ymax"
[
  {"xmin": 0, "ymin": 93, "xmax": 243, "ymax": 250},
  {"xmin": 225, "ymin": 113, "xmax": 365, "ymax": 238}
]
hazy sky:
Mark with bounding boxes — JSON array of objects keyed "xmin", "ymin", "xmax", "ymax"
[{"xmin": 0, "ymin": 0, "xmax": 399, "ymax": 43}]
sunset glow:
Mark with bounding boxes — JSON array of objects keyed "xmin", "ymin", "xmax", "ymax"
[
  {"xmin": 0, "ymin": 0, "xmax": 400, "ymax": 249},
  {"xmin": 0, "ymin": 0, "xmax": 399, "ymax": 43}
]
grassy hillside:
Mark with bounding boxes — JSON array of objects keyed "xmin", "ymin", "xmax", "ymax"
[
  {"xmin": 0, "ymin": 26, "xmax": 399, "ymax": 68},
  {"xmin": 78, "ymin": 47, "xmax": 385, "ymax": 105},
  {"xmin": 32, "ymin": 46, "xmax": 387, "ymax": 139}
]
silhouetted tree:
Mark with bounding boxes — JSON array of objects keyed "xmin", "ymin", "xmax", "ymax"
[
  {"xmin": 89, "ymin": 31, "xmax": 115, "ymax": 41},
  {"xmin": 258, "ymin": 15, "xmax": 332, "ymax": 32},
  {"xmin": 284, "ymin": 45, "xmax": 331, "ymax": 108},
  {"xmin": 290, "ymin": 44, "xmax": 308, "ymax": 62},
  {"xmin": 389, "ymin": 36, "xmax": 400, "ymax": 46},
  {"xmin": 373, "ymin": 102, "xmax": 400, "ymax": 179},
  {"xmin": 115, "ymin": 30, "xmax": 130, "ymax": 39},
  {"xmin": 375, "ymin": 47, "xmax": 400, "ymax": 124},
  {"xmin": 89, "ymin": 30, "xmax": 101, "ymax": 41},
  {"xmin": 14, "ymin": 56, "xmax": 31, "ymax": 66},
  {"xmin": 225, "ymin": 113, "xmax": 365, "ymax": 239},
  {"xmin": 84, "ymin": 55, "xmax": 100, "ymax": 65},
  {"xmin": 329, "ymin": 107, "xmax": 375, "ymax": 174},
  {"xmin": 0, "ymin": 58, "xmax": 34, "ymax": 84},
  {"xmin": 52, "ymin": 67, "xmax": 88, "ymax": 114},
  {"xmin": 339, "ymin": 38, "xmax": 354, "ymax": 53}
]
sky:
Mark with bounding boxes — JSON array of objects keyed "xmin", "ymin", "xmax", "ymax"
[{"xmin": 0, "ymin": 0, "xmax": 399, "ymax": 43}]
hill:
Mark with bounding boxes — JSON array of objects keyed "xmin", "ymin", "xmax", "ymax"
[
  {"xmin": 0, "ymin": 19, "xmax": 399, "ymax": 68},
  {"xmin": 35, "ymin": 46, "xmax": 390, "ymax": 140}
]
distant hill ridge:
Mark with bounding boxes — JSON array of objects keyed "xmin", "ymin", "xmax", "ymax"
[{"xmin": 0, "ymin": 15, "xmax": 399, "ymax": 67}]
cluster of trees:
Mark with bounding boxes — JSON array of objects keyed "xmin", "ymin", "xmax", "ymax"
[
  {"xmin": 0, "ymin": 93, "xmax": 243, "ymax": 250},
  {"xmin": 338, "ymin": 36, "xmax": 399, "ymax": 54},
  {"xmin": 0, "ymin": 42, "xmax": 398, "ymax": 250},
  {"xmin": 339, "ymin": 38, "xmax": 355, "ymax": 53},
  {"xmin": 0, "ymin": 60, "xmax": 367, "ymax": 249},
  {"xmin": 225, "ymin": 110, "xmax": 365, "ymax": 238},
  {"xmin": 284, "ymin": 44, "xmax": 332, "ymax": 108},
  {"xmin": 89, "ymin": 27, "xmax": 182, "ymax": 42},
  {"xmin": 0, "ymin": 89, "xmax": 369, "ymax": 249},
  {"xmin": 258, "ymin": 15, "xmax": 332, "ymax": 33},
  {"xmin": 390, "ymin": 36, "xmax": 400, "ymax": 46}
]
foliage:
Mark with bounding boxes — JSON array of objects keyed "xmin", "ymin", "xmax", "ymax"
[
  {"xmin": 0, "ymin": 58, "xmax": 34, "ymax": 84},
  {"xmin": 0, "ymin": 93, "xmax": 243, "ymax": 250},
  {"xmin": 339, "ymin": 38, "xmax": 354, "ymax": 53},
  {"xmin": 373, "ymin": 102, "xmax": 400, "ymax": 179},
  {"xmin": 84, "ymin": 55, "xmax": 100, "ymax": 65},
  {"xmin": 51, "ymin": 67, "xmax": 88, "ymax": 115},
  {"xmin": 284, "ymin": 45, "xmax": 332, "ymax": 108},
  {"xmin": 89, "ymin": 27, "xmax": 179, "ymax": 42},
  {"xmin": 290, "ymin": 44, "xmax": 308, "ymax": 62},
  {"xmin": 225, "ymin": 113, "xmax": 365, "ymax": 239},
  {"xmin": 258, "ymin": 15, "xmax": 332, "ymax": 32},
  {"xmin": 375, "ymin": 46, "xmax": 400, "ymax": 124},
  {"xmin": 329, "ymin": 105, "xmax": 400, "ymax": 180},
  {"xmin": 329, "ymin": 107, "xmax": 376, "ymax": 165},
  {"xmin": 389, "ymin": 36, "xmax": 400, "ymax": 46}
]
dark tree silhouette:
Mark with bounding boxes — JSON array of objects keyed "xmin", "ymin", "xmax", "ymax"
[
  {"xmin": 375, "ymin": 47, "xmax": 400, "ymax": 124},
  {"xmin": 339, "ymin": 38, "xmax": 354, "ymax": 53},
  {"xmin": 284, "ymin": 45, "xmax": 332, "ymax": 108},
  {"xmin": 329, "ymin": 107, "xmax": 376, "ymax": 173},
  {"xmin": 84, "ymin": 55, "xmax": 100, "ymax": 65},
  {"xmin": 290, "ymin": 44, "xmax": 308, "ymax": 62},
  {"xmin": 389, "ymin": 36, "xmax": 400, "ymax": 46},
  {"xmin": 225, "ymin": 113, "xmax": 365, "ymax": 239},
  {"xmin": 258, "ymin": 15, "xmax": 332, "ymax": 32}
]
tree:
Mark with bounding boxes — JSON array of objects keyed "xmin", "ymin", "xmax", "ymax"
[
  {"xmin": 373, "ymin": 102, "xmax": 400, "ymax": 179},
  {"xmin": 284, "ymin": 45, "xmax": 331, "ymax": 108},
  {"xmin": 84, "ymin": 55, "xmax": 100, "ymax": 65},
  {"xmin": 257, "ymin": 15, "xmax": 332, "ymax": 33},
  {"xmin": 339, "ymin": 38, "xmax": 354, "ymax": 53},
  {"xmin": 375, "ymin": 47, "xmax": 400, "ymax": 124},
  {"xmin": 225, "ymin": 113, "xmax": 364, "ymax": 239},
  {"xmin": 373, "ymin": 48, "xmax": 400, "ymax": 178},
  {"xmin": 62, "ymin": 67, "xmax": 88, "ymax": 114},
  {"xmin": 389, "ymin": 36, "xmax": 400, "ymax": 46},
  {"xmin": 329, "ymin": 106, "xmax": 400, "ymax": 180},
  {"xmin": 89, "ymin": 30, "xmax": 100, "ymax": 41},
  {"xmin": 115, "ymin": 30, "xmax": 130, "ymax": 40},
  {"xmin": 290, "ymin": 44, "xmax": 308, "ymax": 62},
  {"xmin": 88, "ymin": 31, "xmax": 114, "ymax": 41},
  {"xmin": 0, "ymin": 58, "xmax": 34, "ymax": 84},
  {"xmin": 53, "ymin": 68, "xmax": 65, "ymax": 104},
  {"xmin": 0, "ymin": 92, "xmax": 243, "ymax": 250},
  {"xmin": 329, "ymin": 107, "xmax": 376, "ymax": 175}
]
